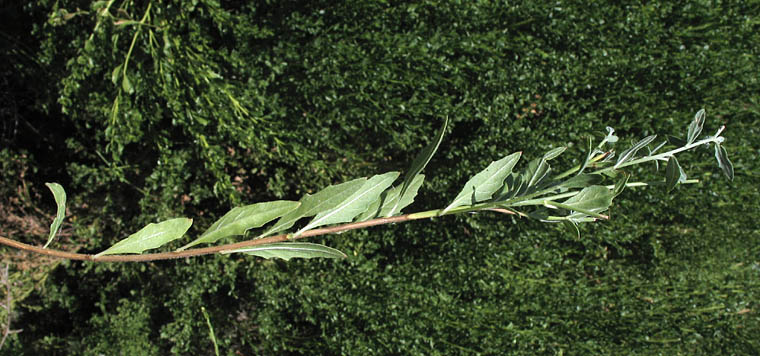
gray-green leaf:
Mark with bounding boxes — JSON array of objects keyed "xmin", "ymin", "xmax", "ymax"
[
  {"xmin": 614, "ymin": 135, "xmax": 657, "ymax": 168},
  {"xmin": 223, "ymin": 242, "xmax": 347, "ymax": 261},
  {"xmin": 356, "ymin": 174, "xmax": 424, "ymax": 221},
  {"xmin": 295, "ymin": 172, "xmax": 399, "ymax": 235},
  {"xmin": 95, "ymin": 218, "xmax": 193, "ymax": 257},
  {"xmin": 442, "ymin": 152, "xmax": 521, "ymax": 214},
  {"xmin": 687, "ymin": 109, "xmax": 706, "ymax": 144},
  {"xmin": 178, "ymin": 200, "xmax": 300, "ymax": 251},
  {"xmin": 389, "ymin": 117, "xmax": 447, "ymax": 216},
  {"xmin": 714, "ymin": 144, "xmax": 734, "ymax": 181},
  {"xmin": 44, "ymin": 183, "xmax": 67, "ymax": 249},
  {"xmin": 665, "ymin": 156, "xmax": 687, "ymax": 192},
  {"xmin": 260, "ymin": 178, "xmax": 368, "ymax": 237}
]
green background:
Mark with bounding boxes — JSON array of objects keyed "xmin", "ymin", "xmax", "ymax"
[{"xmin": 1, "ymin": 1, "xmax": 758, "ymax": 354}]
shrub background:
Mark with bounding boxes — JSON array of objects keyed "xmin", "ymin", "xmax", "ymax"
[{"xmin": 1, "ymin": 1, "xmax": 758, "ymax": 354}]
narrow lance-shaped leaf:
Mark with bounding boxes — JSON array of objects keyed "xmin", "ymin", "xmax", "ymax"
[
  {"xmin": 614, "ymin": 135, "xmax": 657, "ymax": 168},
  {"xmin": 177, "ymin": 200, "xmax": 300, "ymax": 251},
  {"xmin": 542, "ymin": 147, "xmax": 567, "ymax": 160},
  {"xmin": 612, "ymin": 172, "xmax": 630, "ymax": 197},
  {"xmin": 356, "ymin": 174, "xmax": 424, "ymax": 221},
  {"xmin": 388, "ymin": 116, "xmax": 447, "ymax": 216},
  {"xmin": 544, "ymin": 200, "xmax": 608, "ymax": 220},
  {"xmin": 665, "ymin": 156, "xmax": 687, "ymax": 192},
  {"xmin": 577, "ymin": 136, "xmax": 595, "ymax": 175},
  {"xmin": 223, "ymin": 242, "xmax": 347, "ymax": 261},
  {"xmin": 260, "ymin": 178, "xmax": 368, "ymax": 237},
  {"xmin": 714, "ymin": 143, "xmax": 734, "ymax": 181},
  {"xmin": 95, "ymin": 218, "xmax": 193, "ymax": 257},
  {"xmin": 44, "ymin": 183, "xmax": 67, "ymax": 249},
  {"xmin": 529, "ymin": 147, "xmax": 565, "ymax": 188},
  {"xmin": 295, "ymin": 172, "xmax": 399, "ymax": 236},
  {"xmin": 556, "ymin": 174, "xmax": 603, "ymax": 190},
  {"xmin": 687, "ymin": 109, "xmax": 706, "ymax": 144},
  {"xmin": 442, "ymin": 152, "xmax": 521, "ymax": 214}
]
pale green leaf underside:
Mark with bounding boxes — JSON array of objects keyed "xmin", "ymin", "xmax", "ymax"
[
  {"xmin": 295, "ymin": 172, "xmax": 399, "ymax": 236},
  {"xmin": 44, "ymin": 183, "xmax": 67, "ymax": 249},
  {"xmin": 95, "ymin": 218, "xmax": 193, "ymax": 257},
  {"xmin": 356, "ymin": 174, "xmax": 424, "ymax": 221},
  {"xmin": 178, "ymin": 200, "xmax": 300, "ymax": 251},
  {"xmin": 260, "ymin": 178, "xmax": 368, "ymax": 237},
  {"xmin": 223, "ymin": 242, "xmax": 347, "ymax": 261},
  {"xmin": 443, "ymin": 152, "xmax": 521, "ymax": 213},
  {"xmin": 389, "ymin": 116, "xmax": 448, "ymax": 216}
]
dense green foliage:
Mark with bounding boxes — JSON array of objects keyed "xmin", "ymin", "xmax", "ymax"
[{"xmin": 1, "ymin": 0, "xmax": 758, "ymax": 354}]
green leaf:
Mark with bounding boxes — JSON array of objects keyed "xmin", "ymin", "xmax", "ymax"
[
  {"xmin": 543, "ymin": 147, "xmax": 567, "ymax": 160},
  {"xmin": 44, "ymin": 183, "xmax": 67, "ymax": 249},
  {"xmin": 177, "ymin": 200, "xmax": 300, "ymax": 251},
  {"xmin": 356, "ymin": 174, "xmax": 424, "ymax": 221},
  {"xmin": 122, "ymin": 74, "xmax": 133, "ymax": 94},
  {"xmin": 687, "ymin": 109, "xmax": 706, "ymax": 144},
  {"xmin": 95, "ymin": 218, "xmax": 193, "ymax": 257},
  {"xmin": 557, "ymin": 174, "xmax": 603, "ymax": 190},
  {"xmin": 614, "ymin": 135, "xmax": 657, "ymax": 168},
  {"xmin": 526, "ymin": 157, "xmax": 550, "ymax": 188},
  {"xmin": 442, "ymin": 152, "xmax": 521, "ymax": 213},
  {"xmin": 613, "ymin": 173, "xmax": 630, "ymax": 197},
  {"xmin": 496, "ymin": 173, "xmax": 523, "ymax": 200},
  {"xmin": 665, "ymin": 156, "xmax": 687, "ymax": 192},
  {"xmin": 295, "ymin": 172, "xmax": 399, "ymax": 235},
  {"xmin": 578, "ymin": 136, "xmax": 595, "ymax": 175},
  {"xmin": 111, "ymin": 64, "xmax": 122, "ymax": 85},
  {"xmin": 563, "ymin": 220, "xmax": 581, "ymax": 239},
  {"xmin": 560, "ymin": 185, "xmax": 614, "ymax": 215},
  {"xmin": 545, "ymin": 200, "xmax": 608, "ymax": 220},
  {"xmin": 714, "ymin": 144, "xmax": 734, "ymax": 181},
  {"xmin": 223, "ymin": 242, "xmax": 347, "ymax": 261},
  {"xmin": 260, "ymin": 178, "xmax": 368, "ymax": 237},
  {"xmin": 389, "ymin": 117, "xmax": 447, "ymax": 216}
]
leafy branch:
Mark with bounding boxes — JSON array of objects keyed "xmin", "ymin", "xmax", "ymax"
[{"xmin": 0, "ymin": 110, "xmax": 734, "ymax": 262}]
